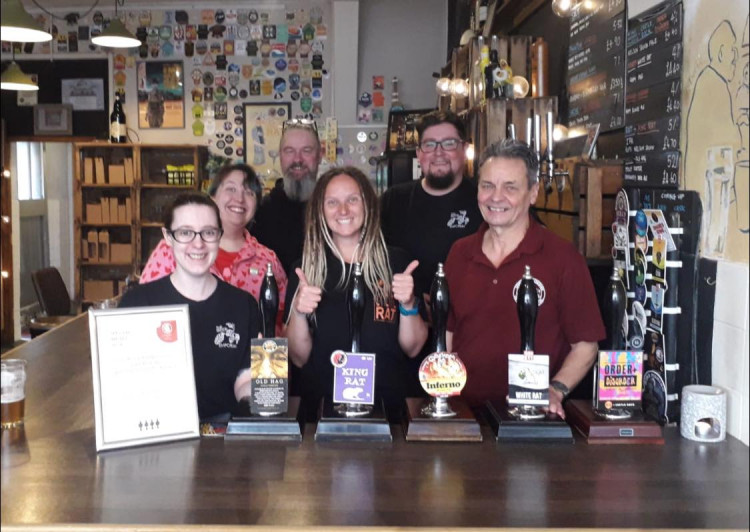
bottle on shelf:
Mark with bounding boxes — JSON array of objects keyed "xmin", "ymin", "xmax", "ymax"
[
  {"xmin": 109, "ymin": 92, "xmax": 127, "ymax": 144},
  {"xmin": 484, "ymin": 47, "xmax": 499, "ymax": 100}
]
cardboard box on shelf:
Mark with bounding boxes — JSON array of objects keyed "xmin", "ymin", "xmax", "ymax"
[
  {"xmin": 81, "ymin": 238, "xmax": 89, "ymax": 260},
  {"xmin": 125, "ymin": 198, "xmax": 132, "ymax": 222},
  {"xmin": 98, "ymin": 230, "xmax": 110, "ymax": 262},
  {"xmin": 84, "ymin": 158, "xmax": 94, "ymax": 184},
  {"xmin": 100, "ymin": 198, "xmax": 110, "ymax": 223},
  {"xmin": 124, "ymin": 158, "xmax": 135, "ymax": 184},
  {"xmin": 109, "ymin": 165, "xmax": 125, "ymax": 184},
  {"xmin": 84, "ymin": 280, "xmax": 115, "ymax": 301},
  {"xmin": 110, "ymin": 243, "xmax": 131, "ymax": 263},
  {"xmin": 86, "ymin": 203, "xmax": 102, "ymax": 224},
  {"xmin": 117, "ymin": 204, "xmax": 126, "ymax": 224},
  {"xmin": 109, "ymin": 198, "xmax": 118, "ymax": 222},
  {"xmin": 94, "ymin": 158, "xmax": 106, "ymax": 184},
  {"xmin": 86, "ymin": 230, "xmax": 98, "ymax": 262}
]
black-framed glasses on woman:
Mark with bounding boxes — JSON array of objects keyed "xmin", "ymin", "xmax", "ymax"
[
  {"xmin": 419, "ymin": 138, "xmax": 464, "ymax": 153},
  {"xmin": 282, "ymin": 118, "xmax": 318, "ymax": 133},
  {"xmin": 166, "ymin": 228, "xmax": 223, "ymax": 243}
]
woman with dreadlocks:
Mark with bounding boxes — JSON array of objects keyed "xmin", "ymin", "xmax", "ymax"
[{"xmin": 284, "ymin": 166, "xmax": 427, "ymax": 421}]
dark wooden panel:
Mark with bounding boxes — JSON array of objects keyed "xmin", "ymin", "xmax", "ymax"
[{"xmin": 1, "ymin": 316, "xmax": 748, "ymax": 530}]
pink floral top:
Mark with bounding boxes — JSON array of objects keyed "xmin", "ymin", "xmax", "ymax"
[{"xmin": 140, "ymin": 230, "xmax": 288, "ymax": 331}]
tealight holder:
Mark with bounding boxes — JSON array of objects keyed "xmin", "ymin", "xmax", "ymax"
[{"xmin": 680, "ymin": 385, "xmax": 726, "ymax": 442}]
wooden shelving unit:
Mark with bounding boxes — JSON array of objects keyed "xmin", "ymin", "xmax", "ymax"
[{"xmin": 72, "ymin": 142, "xmax": 207, "ymax": 303}]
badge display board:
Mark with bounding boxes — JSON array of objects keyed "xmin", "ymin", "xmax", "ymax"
[
  {"xmin": 566, "ymin": 0, "xmax": 626, "ymax": 132},
  {"xmin": 622, "ymin": 188, "xmax": 702, "ymax": 424},
  {"xmin": 89, "ymin": 306, "xmax": 200, "ymax": 452},
  {"xmin": 624, "ymin": 0, "xmax": 684, "ymax": 187}
]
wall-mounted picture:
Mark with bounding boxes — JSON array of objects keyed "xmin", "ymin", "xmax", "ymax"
[
  {"xmin": 582, "ymin": 123, "xmax": 601, "ymax": 160},
  {"xmin": 386, "ymin": 109, "xmax": 433, "ymax": 152},
  {"xmin": 137, "ymin": 61, "xmax": 184, "ymax": 129},
  {"xmin": 243, "ymin": 102, "xmax": 291, "ymax": 188},
  {"xmin": 33, "ymin": 104, "xmax": 73, "ymax": 135}
]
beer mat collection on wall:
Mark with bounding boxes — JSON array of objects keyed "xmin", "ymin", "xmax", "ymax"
[{"xmin": 3, "ymin": 4, "xmax": 331, "ymax": 160}]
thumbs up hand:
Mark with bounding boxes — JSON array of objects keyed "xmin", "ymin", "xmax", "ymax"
[
  {"xmin": 392, "ymin": 260, "xmax": 419, "ymax": 309},
  {"xmin": 294, "ymin": 268, "xmax": 322, "ymax": 316}
]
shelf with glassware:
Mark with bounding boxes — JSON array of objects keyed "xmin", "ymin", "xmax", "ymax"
[{"xmin": 73, "ymin": 143, "xmax": 208, "ymax": 303}]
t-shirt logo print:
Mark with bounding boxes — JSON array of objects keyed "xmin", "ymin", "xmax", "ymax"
[
  {"xmin": 446, "ymin": 210, "xmax": 470, "ymax": 229},
  {"xmin": 214, "ymin": 322, "xmax": 241, "ymax": 348}
]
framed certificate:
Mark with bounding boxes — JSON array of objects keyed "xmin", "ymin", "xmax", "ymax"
[{"xmin": 89, "ymin": 305, "xmax": 200, "ymax": 452}]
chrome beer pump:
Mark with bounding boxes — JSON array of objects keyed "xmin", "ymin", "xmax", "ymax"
[{"xmin": 526, "ymin": 112, "xmax": 569, "ymax": 195}]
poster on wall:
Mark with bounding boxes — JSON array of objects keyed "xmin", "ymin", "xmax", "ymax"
[
  {"xmin": 243, "ymin": 102, "xmax": 291, "ymax": 188},
  {"xmin": 61, "ymin": 78, "xmax": 104, "ymax": 111},
  {"xmin": 137, "ymin": 61, "xmax": 185, "ymax": 129}
]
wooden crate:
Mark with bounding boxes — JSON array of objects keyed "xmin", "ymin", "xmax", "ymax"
[{"xmin": 534, "ymin": 158, "xmax": 623, "ymax": 258}]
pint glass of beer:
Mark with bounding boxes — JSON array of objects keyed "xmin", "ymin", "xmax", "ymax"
[{"xmin": 1, "ymin": 359, "xmax": 27, "ymax": 429}]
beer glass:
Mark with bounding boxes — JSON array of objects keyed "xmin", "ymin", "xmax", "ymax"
[{"xmin": 1, "ymin": 359, "xmax": 27, "ymax": 429}]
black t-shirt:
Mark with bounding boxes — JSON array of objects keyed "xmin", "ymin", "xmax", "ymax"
[
  {"xmin": 251, "ymin": 187, "xmax": 307, "ymax": 276},
  {"xmin": 380, "ymin": 178, "xmax": 482, "ymax": 299},
  {"xmin": 284, "ymin": 247, "xmax": 412, "ymax": 416},
  {"xmin": 120, "ymin": 276, "xmax": 260, "ymax": 420}
]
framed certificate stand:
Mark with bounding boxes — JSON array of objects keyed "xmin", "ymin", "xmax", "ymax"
[{"xmin": 89, "ymin": 306, "xmax": 200, "ymax": 452}]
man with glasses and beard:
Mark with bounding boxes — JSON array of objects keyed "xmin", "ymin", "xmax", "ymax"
[
  {"xmin": 380, "ymin": 110, "xmax": 482, "ymax": 396},
  {"xmin": 252, "ymin": 119, "xmax": 322, "ymax": 275}
]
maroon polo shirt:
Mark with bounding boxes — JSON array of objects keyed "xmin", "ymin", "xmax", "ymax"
[{"xmin": 445, "ymin": 219, "xmax": 605, "ymax": 407}]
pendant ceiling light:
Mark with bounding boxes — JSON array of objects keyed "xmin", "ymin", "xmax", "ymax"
[
  {"xmin": 91, "ymin": 1, "xmax": 140, "ymax": 49},
  {"xmin": 1, "ymin": 0, "xmax": 53, "ymax": 43},
  {"xmin": 1, "ymin": 60, "xmax": 38, "ymax": 91}
]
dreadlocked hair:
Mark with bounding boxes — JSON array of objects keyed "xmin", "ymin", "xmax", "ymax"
[{"xmin": 300, "ymin": 166, "xmax": 393, "ymax": 308}]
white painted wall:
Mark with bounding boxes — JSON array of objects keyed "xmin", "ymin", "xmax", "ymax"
[
  {"xmin": 357, "ymin": 0, "xmax": 448, "ymax": 111},
  {"xmin": 711, "ymin": 262, "xmax": 750, "ymax": 445},
  {"xmin": 42, "ymin": 143, "xmax": 75, "ymax": 295}
]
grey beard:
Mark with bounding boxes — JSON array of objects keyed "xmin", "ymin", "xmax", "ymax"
[
  {"xmin": 283, "ymin": 175, "xmax": 316, "ymax": 202},
  {"xmin": 424, "ymin": 172, "xmax": 456, "ymax": 190}
]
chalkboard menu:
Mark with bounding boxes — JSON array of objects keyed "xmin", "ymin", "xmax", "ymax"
[
  {"xmin": 566, "ymin": 0, "xmax": 626, "ymax": 132},
  {"xmin": 624, "ymin": 1, "xmax": 684, "ymax": 187}
]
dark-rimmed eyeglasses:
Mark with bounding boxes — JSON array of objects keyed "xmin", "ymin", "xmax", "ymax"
[
  {"xmin": 166, "ymin": 228, "xmax": 223, "ymax": 243},
  {"xmin": 419, "ymin": 138, "xmax": 463, "ymax": 153},
  {"xmin": 282, "ymin": 118, "xmax": 318, "ymax": 133}
]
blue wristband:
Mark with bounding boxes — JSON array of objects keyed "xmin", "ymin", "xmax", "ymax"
[{"xmin": 398, "ymin": 303, "xmax": 419, "ymax": 316}]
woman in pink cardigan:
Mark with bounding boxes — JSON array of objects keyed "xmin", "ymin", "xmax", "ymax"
[{"xmin": 141, "ymin": 164, "xmax": 287, "ymax": 332}]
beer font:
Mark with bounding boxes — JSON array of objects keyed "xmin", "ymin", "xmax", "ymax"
[
  {"xmin": 517, "ymin": 265, "xmax": 538, "ymax": 354},
  {"xmin": 603, "ymin": 266, "xmax": 627, "ymax": 350},
  {"xmin": 348, "ymin": 262, "xmax": 365, "ymax": 353},
  {"xmin": 430, "ymin": 263, "xmax": 450, "ymax": 353},
  {"xmin": 259, "ymin": 262, "xmax": 279, "ymax": 338}
]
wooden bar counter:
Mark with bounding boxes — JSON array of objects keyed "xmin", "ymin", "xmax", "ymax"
[{"xmin": 2, "ymin": 315, "xmax": 748, "ymax": 531}]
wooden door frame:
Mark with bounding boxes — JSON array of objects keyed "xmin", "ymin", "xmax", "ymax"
[{"xmin": 1, "ymin": 119, "xmax": 14, "ymax": 346}]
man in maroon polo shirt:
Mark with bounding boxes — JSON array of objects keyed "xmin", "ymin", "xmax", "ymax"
[{"xmin": 445, "ymin": 139, "xmax": 605, "ymax": 419}]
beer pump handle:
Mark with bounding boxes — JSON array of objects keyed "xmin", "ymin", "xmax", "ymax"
[
  {"xmin": 430, "ymin": 263, "xmax": 450, "ymax": 353},
  {"xmin": 546, "ymin": 111, "xmax": 555, "ymax": 164},
  {"xmin": 348, "ymin": 262, "xmax": 365, "ymax": 353},
  {"xmin": 259, "ymin": 262, "xmax": 279, "ymax": 338},
  {"xmin": 516, "ymin": 265, "xmax": 538, "ymax": 354},
  {"xmin": 606, "ymin": 266, "xmax": 627, "ymax": 350},
  {"xmin": 525, "ymin": 117, "xmax": 533, "ymax": 147}
]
